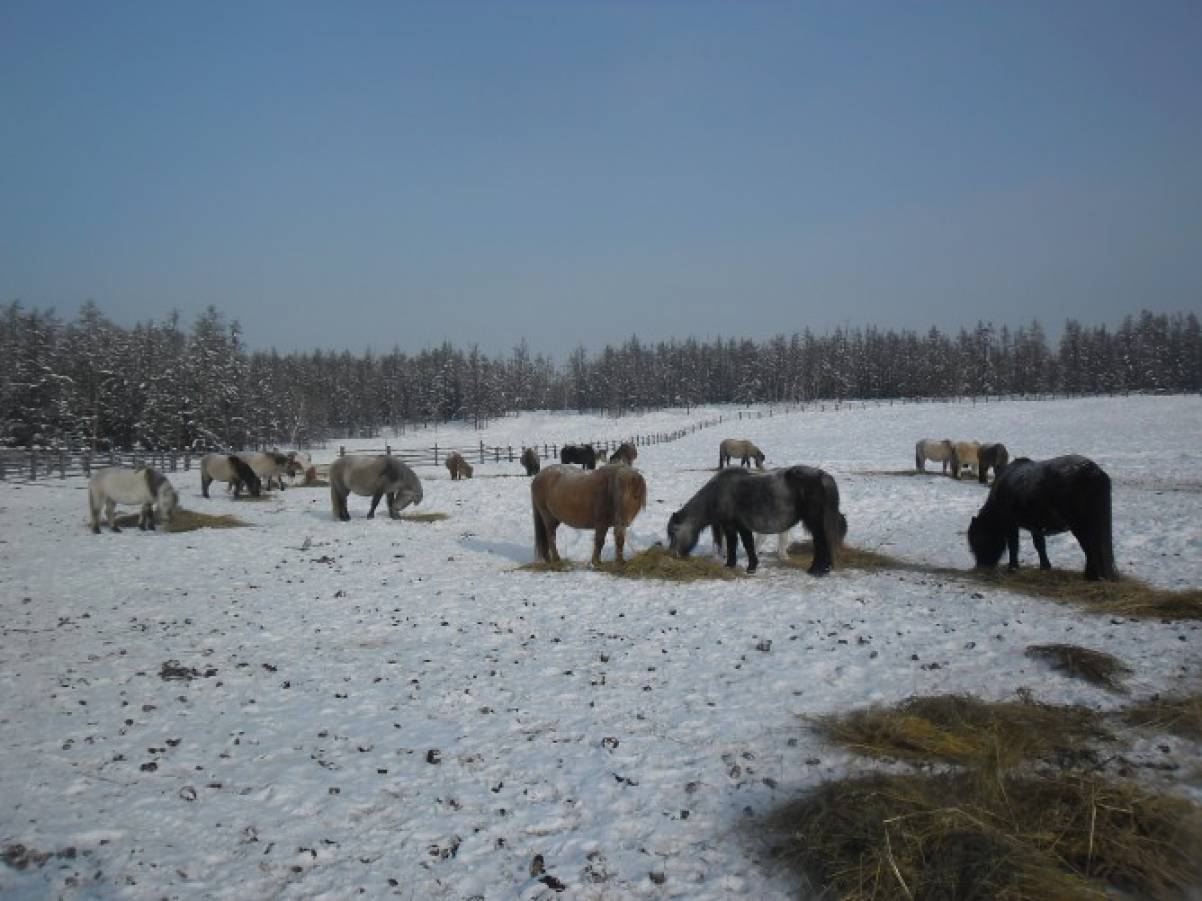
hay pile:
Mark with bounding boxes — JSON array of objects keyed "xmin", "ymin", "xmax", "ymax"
[
  {"xmin": 1122, "ymin": 693, "xmax": 1202, "ymax": 742},
  {"xmin": 768, "ymin": 769, "xmax": 1202, "ymax": 901},
  {"xmin": 520, "ymin": 546, "xmax": 739, "ymax": 581},
  {"xmin": 780, "ymin": 540, "xmax": 901, "ymax": 573},
  {"xmin": 767, "ymin": 693, "xmax": 1202, "ymax": 900},
  {"xmin": 1026, "ymin": 643, "xmax": 1132, "ymax": 692},
  {"xmin": 395, "ymin": 511, "xmax": 449, "ymax": 523},
  {"xmin": 811, "ymin": 694, "xmax": 1111, "ymax": 771},
  {"xmin": 959, "ymin": 567, "xmax": 1202, "ymax": 620},
  {"xmin": 114, "ymin": 509, "xmax": 247, "ymax": 532}
]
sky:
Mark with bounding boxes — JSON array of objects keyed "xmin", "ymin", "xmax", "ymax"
[{"xmin": 2, "ymin": 1, "xmax": 1201, "ymax": 356}]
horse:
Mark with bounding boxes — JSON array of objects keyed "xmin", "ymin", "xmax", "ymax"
[
  {"xmin": 520, "ymin": 447, "xmax": 541, "ymax": 476},
  {"xmin": 531, "ymin": 464, "xmax": 647, "ymax": 566},
  {"xmin": 977, "ymin": 443, "xmax": 1010, "ymax": 484},
  {"xmin": 88, "ymin": 467, "xmax": 179, "ymax": 534},
  {"xmin": 286, "ymin": 450, "xmax": 317, "ymax": 485},
  {"xmin": 445, "ymin": 451, "xmax": 474, "ymax": 480},
  {"xmin": 967, "ymin": 455, "xmax": 1118, "ymax": 581},
  {"xmin": 238, "ymin": 451, "xmax": 290, "ymax": 490},
  {"xmin": 200, "ymin": 453, "xmax": 262, "ymax": 498},
  {"xmin": 329, "ymin": 455, "xmax": 423, "ymax": 521},
  {"xmin": 952, "ymin": 441, "xmax": 981, "ymax": 480},
  {"xmin": 608, "ymin": 442, "xmax": 638, "ymax": 465},
  {"xmin": 719, "ymin": 438, "xmax": 765, "ymax": 469},
  {"xmin": 560, "ymin": 444, "xmax": 597, "ymax": 470},
  {"xmin": 915, "ymin": 438, "xmax": 955, "ymax": 474},
  {"xmin": 667, "ymin": 466, "xmax": 845, "ymax": 575}
]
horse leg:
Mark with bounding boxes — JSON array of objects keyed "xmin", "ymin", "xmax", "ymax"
[
  {"xmin": 1006, "ymin": 527, "xmax": 1021, "ymax": 570},
  {"xmin": 739, "ymin": 526, "xmax": 758, "ymax": 573},
  {"xmin": 592, "ymin": 526, "xmax": 607, "ymax": 566},
  {"xmin": 613, "ymin": 526, "xmax": 626, "ymax": 565},
  {"xmin": 545, "ymin": 519, "xmax": 561, "ymax": 563},
  {"xmin": 201, "ymin": 472, "xmax": 211, "ymax": 499},
  {"xmin": 367, "ymin": 491, "xmax": 383, "ymax": 519},
  {"xmin": 710, "ymin": 524, "xmax": 724, "ymax": 558},
  {"xmin": 1031, "ymin": 529, "xmax": 1051, "ymax": 570},
  {"xmin": 106, "ymin": 499, "xmax": 120, "ymax": 532},
  {"xmin": 139, "ymin": 503, "xmax": 151, "ymax": 530},
  {"xmin": 777, "ymin": 530, "xmax": 791, "ymax": 561},
  {"xmin": 723, "ymin": 524, "xmax": 739, "ymax": 568},
  {"xmin": 1070, "ymin": 528, "xmax": 1098, "ymax": 580},
  {"xmin": 387, "ymin": 492, "xmax": 399, "ymax": 519}
]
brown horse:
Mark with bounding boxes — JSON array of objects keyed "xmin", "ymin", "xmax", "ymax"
[
  {"xmin": 520, "ymin": 447, "xmax": 541, "ymax": 476},
  {"xmin": 531, "ymin": 464, "xmax": 647, "ymax": 566},
  {"xmin": 445, "ymin": 451, "xmax": 474, "ymax": 480},
  {"xmin": 608, "ymin": 442, "xmax": 638, "ymax": 465}
]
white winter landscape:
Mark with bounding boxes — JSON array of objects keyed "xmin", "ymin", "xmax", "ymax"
[{"xmin": 2, "ymin": 395, "xmax": 1200, "ymax": 900}]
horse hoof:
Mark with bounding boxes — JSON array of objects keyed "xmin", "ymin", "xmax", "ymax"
[
  {"xmin": 808, "ymin": 565, "xmax": 830, "ymax": 576},
  {"xmin": 366, "ymin": 513, "xmax": 375, "ymax": 519},
  {"xmin": 91, "ymin": 526, "xmax": 100, "ymax": 534},
  {"xmin": 746, "ymin": 565, "xmax": 757, "ymax": 574},
  {"xmin": 110, "ymin": 527, "xmax": 121, "ymax": 533}
]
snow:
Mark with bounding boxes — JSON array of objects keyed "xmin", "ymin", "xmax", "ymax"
[{"xmin": 1, "ymin": 395, "xmax": 1200, "ymax": 899}]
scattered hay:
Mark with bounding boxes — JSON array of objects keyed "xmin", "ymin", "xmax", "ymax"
[
  {"xmin": 958, "ymin": 567, "xmax": 1202, "ymax": 621},
  {"xmin": 519, "ymin": 546, "xmax": 739, "ymax": 581},
  {"xmin": 1026, "ymin": 644, "xmax": 1132, "ymax": 692},
  {"xmin": 811, "ymin": 694, "xmax": 1111, "ymax": 771},
  {"xmin": 1122, "ymin": 693, "xmax": 1202, "ymax": 742},
  {"xmin": 780, "ymin": 540, "xmax": 901, "ymax": 573},
  {"xmin": 290, "ymin": 477, "xmax": 329, "ymax": 488},
  {"xmin": 114, "ymin": 509, "xmax": 247, "ymax": 532},
  {"xmin": 596, "ymin": 545, "xmax": 739, "ymax": 581},
  {"xmin": 395, "ymin": 511, "xmax": 449, "ymax": 523},
  {"xmin": 764, "ymin": 769, "xmax": 1202, "ymax": 901}
]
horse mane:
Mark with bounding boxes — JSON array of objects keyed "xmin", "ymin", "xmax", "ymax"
[{"xmin": 229, "ymin": 454, "xmax": 259, "ymax": 484}]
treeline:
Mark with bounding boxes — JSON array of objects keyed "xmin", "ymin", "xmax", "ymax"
[{"xmin": 1, "ymin": 300, "xmax": 1199, "ymax": 449}]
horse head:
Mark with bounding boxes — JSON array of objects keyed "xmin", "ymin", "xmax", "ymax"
[
  {"xmin": 666, "ymin": 510, "xmax": 699, "ymax": 557},
  {"xmin": 157, "ymin": 483, "xmax": 180, "ymax": 524},
  {"xmin": 966, "ymin": 514, "xmax": 1004, "ymax": 568}
]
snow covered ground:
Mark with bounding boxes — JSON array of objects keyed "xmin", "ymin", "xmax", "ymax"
[{"xmin": 2, "ymin": 396, "xmax": 1200, "ymax": 899}]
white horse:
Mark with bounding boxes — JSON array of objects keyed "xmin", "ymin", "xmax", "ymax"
[
  {"xmin": 237, "ymin": 451, "xmax": 290, "ymax": 490},
  {"xmin": 915, "ymin": 438, "xmax": 955, "ymax": 474},
  {"xmin": 88, "ymin": 467, "xmax": 179, "ymax": 533}
]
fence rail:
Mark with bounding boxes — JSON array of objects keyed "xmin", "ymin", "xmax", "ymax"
[{"xmin": 0, "ymin": 391, "xmax": 1179, "ymax": 482}]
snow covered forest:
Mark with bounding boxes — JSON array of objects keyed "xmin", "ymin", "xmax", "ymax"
[{"xmin": 2, "ymin": 300, "xmax": 1199, "ymax": 450}]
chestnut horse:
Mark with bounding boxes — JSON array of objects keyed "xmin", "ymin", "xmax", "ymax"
[
  {"xmin": 952, "ymin": 441, "xmax": 981, "ymax": 480},
  {"xmin": 608, "ymin": 442, "xmax": 638, "ymax": 465},
  {"xmin": 531, "ymin": 464, "xmax": 647, "ymax": 566}
]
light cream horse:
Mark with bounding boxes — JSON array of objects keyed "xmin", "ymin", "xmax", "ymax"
[
  {"xmin": 953, "ymin": 441, "xmax": 981, "ymax": 480},
  {"xmin": 915, "ymin": 438, "xmax": 955, "ymax": 474},
  {"xmin": 88, "ymin": 467, "xmax": 179, "ymax": 533},
  {"xmin": 531, "ymin": 464, "xmax": 647, "ymax": 566},
  {"xmin": 719, "ymin": 438, "xmax": 765, "ymax": 469},
  {"xmin": 329, "ymin": 455, "xmax": 423, "ymax": 521}
]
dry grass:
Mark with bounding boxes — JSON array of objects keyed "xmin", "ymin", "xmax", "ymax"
[
  {"xmin": 765, "ymin": 769, "xmax": 1202, "ymax": 901},
  {"xmin": 289, "ymin": 477, "xmax": 329, "ymax": 488},
  {"xmin": 1026, "ymin": 644, "xmax": 1132, "ymax": 692},
  {"xmin": 396, "ymin": 511, "xmax": 449, "ymax": 523},
  {"xmin": 779, "ymin": 540, "xmax": 901, "ymax": 573},
  {"xmin": 811, "ymin": 694, "xmax": 1111, "ymax": 771},
  {"xmin": 114, "ymin": 509, "xmax": 248, "ymax": 532},
  {"xmin": 1122, "ymin": 693, "xmax": 1202, "ymax": 742},
  {"xmin": 519, "ymin": 545, "xmax": 739, "ymax": 581}
]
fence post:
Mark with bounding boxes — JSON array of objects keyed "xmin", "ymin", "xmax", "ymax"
[
  {"xmin": 480, "ymin": 440, "xmax": 485, "ymax": 464},
  {"xmin": 339, "ymin": 445, "xmax": 346, "ymax": 457},
  {"xmin": 184, "ymin": 451, "xmax": 191, "ymax": 471},
  {"xmin": 29, "ymin": 449, "xmax": 37, "ymax": 480},
  {"xmin": 0, "ymin": 457, "xmax": 5, "ymax": 480},
  {"xmin": 494, "ymin": 446, "xmax": 499, "ymax": 463},
  {"xmin": 434, "ymin": 443, "xmax": 439, "ymax": 465},
  {"xmin": 59, "ymin": 448, "xmax": 66, "ymax": 478},
  {"xmin": 385, "ymin": 444, "xmax": 392, "ymax": 456},
  {"xmin": 508, "ymin": 445, "xmax": 513, "ymax": 462}
]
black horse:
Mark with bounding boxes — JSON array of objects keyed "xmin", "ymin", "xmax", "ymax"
[
  {"xmin": 968, "ymin": 455, "xmax": 1118, "ymax": 581},
  {"xmin": 560, "ymin": 444, "xmax": 597, "ymax": 470},
  {"xmin": 977, "ymin": 442, "xmax": 1010, "ymax": 484},
  {"xmin": 667, "ymin": 466, "xmax": 846, "ymax": 575}
]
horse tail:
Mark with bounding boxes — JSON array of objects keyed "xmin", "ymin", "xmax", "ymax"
[
  {"xmin": 532, "ymin": 481, "xmax": 550, "ymax": 562},
  {"xmin": 88, "ymin": 478, "xmax": 102, "ymax": 529},
  {"xmin": 915, "ymin": 441, "xmax": 923, "ymax": 471},
  {"xmin": 821, "ymin": 472, "xmax": 844, "ymax": 561},
  {"xmin": 1093, "ymin": 468, "xmax": 1119, "ymax": 580},
  {"xmin": 329, "ymin": 467, "xmax": 343, "ymax": 520},
  {"xmin": 611, "ymin": 469, "xmax": 646, "ymax": 526}
]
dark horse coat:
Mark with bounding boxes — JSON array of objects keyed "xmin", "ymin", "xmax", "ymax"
[
  {"xmin": 560, "ymin": 444, "xmax": 597, "ymax": 470},
  {"xmin": 520, "ymin": 447, "xmax": 541, "ymax": 476},
  {"xmin": 968, "ymin": 455, "xmax": 1118, "ymax": 581},
  {"xmin": 667, "ymin": 466, "xmax": 846, "ymax": 575},
  {"xmin": 977, "ymin": 443, "xmax": 1010, "ymax": 484}
]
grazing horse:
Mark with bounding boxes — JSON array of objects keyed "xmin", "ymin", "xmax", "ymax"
[
  {"xmin": 200, "ymin": 453, "xmax": 262, "ymax": 498},
  {"xmin": 531, "ymin": 464, "xmax": 647, "ymax": 566},
  {"xmin": 668, "ymin": 467, "xmax": 845, "ymax": 575},
  {"xmin": 608, "ymin": 442, "xmax": 638, "ymax": 466},
  {"xmin": 977, "ymin": 443, "xmax": 1010, "ymax": 484},
  {"xmin": 968, "ymin": 455, "xmax": 1118, "ymax": 581},
  {"xmin": 238, "ymin": 451, "xmax": 290, "ymax": 490},
  {"xmin": 719, "ymin": 438, "xmax": 765, "ymax": 469},
  {"xmin": 952, "ymin": 441, "xmax": 981, "ymax": 480},
  {"xmin": 445, "ymin": 451, "xmax": 474, "ymax": 480},
  {"xmin": 286, "ymin": 450, "xmax": 317, "ymax": 485},
  {"xmin": 915, "ymin": 438, "xmax": 955, "ymax": 474},
  {"xmin": 88, "ymin": 467, "xmax": 179, "ymax": 533},
  {"xmin": 560, "ymin": 444, "xmax": 598, "ymax": 470},
  {"xmin": 520, "ymin": 447, "xmax": 541, "ymax": 476},
  {"xmin": 330, "ymin": 455, "xmax": 423, "ymax": 521}
]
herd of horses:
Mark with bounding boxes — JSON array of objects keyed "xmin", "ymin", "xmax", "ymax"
[{"xmin": 83, "ymin": 432, "xmax": 1119, "ymax": 583}]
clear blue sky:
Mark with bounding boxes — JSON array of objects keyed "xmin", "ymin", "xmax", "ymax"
[{"xmin": 3, "ymin": 1, "xmax": 1200, "ymax": 354}]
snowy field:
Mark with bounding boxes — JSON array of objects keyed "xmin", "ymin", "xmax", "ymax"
[{"xmin": 2, "ymin": 395, "xmax": 1200, "ymax": 899}]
